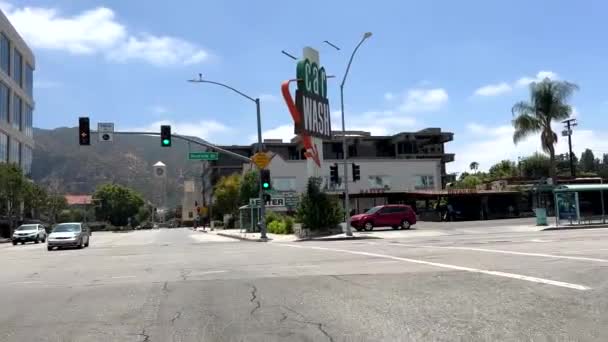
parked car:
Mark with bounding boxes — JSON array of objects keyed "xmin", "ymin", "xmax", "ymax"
[
  {"xmin": 350, "ymin": 204, "xmax": 417, "ymax": 231},
  {"xmin": 12, "ymin": 224, "xmax": 48, "ymax": 245},
  {"xmin": 47, "ymin": 223, "xmax": 91, "ymax": 251}
]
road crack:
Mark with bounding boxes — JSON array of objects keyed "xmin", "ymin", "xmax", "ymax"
[
  {"xmin": 248, "ymin": 284, "xmax": 261, "ymax": 315},
  {"xmin": 180, "ymin": 270, "xmax": 191, "ymax": 281},
  {"xmin": 280, "ymin": 305, "xmax": 334, "ymax": 342},
  {"xmin": 170, "ymin": 311, "xmax": 182, "ymax": 324},
  {"xmin": 138, "ymin": 328, "xmax": 150, "ymax": 342}
]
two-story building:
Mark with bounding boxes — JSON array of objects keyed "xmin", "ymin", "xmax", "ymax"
[{"xmin": 210, "ymin": 128, "xmax": 454, "ymax": 214}]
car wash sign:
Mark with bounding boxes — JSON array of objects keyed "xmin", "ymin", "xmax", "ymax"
[{"xmin": 294, "ymin": 59, "xmax": 332, "ymax": 139}]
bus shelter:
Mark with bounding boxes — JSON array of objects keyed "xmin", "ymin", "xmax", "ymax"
[{"xmin": 553, "ymin": 184, "xmax": 608, "ymax": 226}]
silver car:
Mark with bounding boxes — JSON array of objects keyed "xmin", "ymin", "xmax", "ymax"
[
  {"xmin": 12, "ymin": 224, "xmax": 47, "ymax": 245},
  {"xmin": 47, "ymin": 223, "xmax": 91, "ymax": 251}
]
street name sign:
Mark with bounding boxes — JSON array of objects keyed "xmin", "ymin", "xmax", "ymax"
[{"xmin": 188, "ymin": 152, "xmax": 219, "ymax": 160}]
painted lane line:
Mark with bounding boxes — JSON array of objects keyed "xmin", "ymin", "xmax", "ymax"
[
  {"xmin": 294, "ymin": 265, "xmax": 319, "ymax": 268},
  {"xmin": 396, "ymin": 244, "xmax": 608, "ymax": 263},
  {"xmin": 280, "ymin": 244, "xmax": 590, "ymax": 291},
  {"xmin": 111, "ymin": 275, "xmax": 137, "ymax": 279},
  {"xmin": 10, "ymin": 280, "xmax": 43, "ymax": 285},
  {"xmin": 196, "ymin": 270, "xmax": 228, "ymax": 275}
]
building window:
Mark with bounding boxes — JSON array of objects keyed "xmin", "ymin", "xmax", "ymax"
[
  {"xmin": 21, "ymin": 144, "xmax": 31, "ymax": 175},
  {"xmin": 0, "ymin": 131, "xmax": 7, "ymax": 162},
  {"xmin": 414, "ymin": 175, "xmax": 435, "ymax": 189},
  {"xmin": 25, "ymin": 63, "xmax": 33, "ymax": 98},
  {"xmin": 12, "ymin": 94, "xmax": 21, "ymax": 130},
  {"xmin": 272, "ymin": 177, "xmax": 297, "ymax": 192},
  {"xmin": 8, "ymin": 137, "xmax": 19, "ymax": 165},
  {"xmin": 348, "ymin": 144, "xmax": 357, "ymax": 157},
  {"xmin": 0, "ymin": 82, "xmax": 8, "ymax": 123},
  {"xmin": 368, "ymin": 175, "xmax": 392, "ymax": 189},
  {"xmin": 398, "ymin": 141, "xmax": 418, "ymax": 154},
  {"xmin": 0, "ymin": 33, "xmax": 9, "ymax": 76},
  {"xmin": 23, "ymin": 103, "xmax": 32, "ymax": 137},
  {"xmin": 13, "ymin": 48, "xmax": 22, "ymax": 87}
]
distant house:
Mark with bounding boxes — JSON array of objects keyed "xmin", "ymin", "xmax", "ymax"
[{"xmin": 64, "ymin": 195, "xmax": 93, "ymax": 208}]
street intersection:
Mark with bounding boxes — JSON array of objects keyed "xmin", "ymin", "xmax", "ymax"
[{"xmin": 0, "ymin": 224, "xmax": 606, "ymax": 341}]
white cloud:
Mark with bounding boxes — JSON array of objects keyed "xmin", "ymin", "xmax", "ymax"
[
  {"xmin": 252, "ymin": 124, "xmax": 296, "ymax": 143},
  {"xmin": 449, "ymin": 121, "xmax": 607, "ymax": 173},
  {"xmin": 399, "ymin": 88, "xmax": 448, "ymax": 113},
  {"xmin": 1, "ymin": 2, "xmax": 209, "ymax": 66},
  {"xmin": 383, "ymin": 92, "xmax": 394, "ymax": 101},
  {"xmin": 472, "ymin": 70, "xmax": 559, "ymax": 97},
  {"xmin": 473, "ymin": 82, "xmax": 512, "ymax": 97},
  {"xmin": 108, "ymin": 35, "xmax": 208, "ymax": 66},
  {"xmin": 516, "ymin": 71, "xmax": 559, "ymax": 87},
  {"xmin": 128, "ymin": 119, "xmax": 229, "ymax": 141}
]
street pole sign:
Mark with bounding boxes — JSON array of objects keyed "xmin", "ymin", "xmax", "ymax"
[
  {"xmin": 98, "ymin": 122, "xmax": 114, "ymax": 142},
  {"xmin": 188, "ymin": 152, "xmax": 219, "ymax": 160}
]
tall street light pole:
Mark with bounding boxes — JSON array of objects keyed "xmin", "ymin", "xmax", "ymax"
[
  {"xmin": 340, "ymin": 32, "xmax": 372, "ymax": 237},
  {"xmin": 188, "ymin": 74, "xmax": 268, "ymax": 240}
]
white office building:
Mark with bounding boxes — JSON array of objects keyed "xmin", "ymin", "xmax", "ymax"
[{"xmin": 0, "ymin": 10, "xmax": 34, "ymax": 175}]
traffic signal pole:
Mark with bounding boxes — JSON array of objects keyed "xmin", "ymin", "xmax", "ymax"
[{"xmin": 255, "ymin": 98, "xmax": 268, "ymax": 240}]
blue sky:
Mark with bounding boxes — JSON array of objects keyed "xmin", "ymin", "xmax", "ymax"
[{"xmin": 3, "ymin": 0, "xmax": 608, "ymax": 173}]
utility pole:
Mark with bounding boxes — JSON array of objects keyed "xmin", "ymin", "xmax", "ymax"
[{"xmin": 562, "ymin": 118, "xmax": 577, "ymax": 178}]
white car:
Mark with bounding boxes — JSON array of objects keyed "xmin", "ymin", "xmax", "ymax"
[
  {"xmin": 47, "ymin": 223, "xmax": 91, "ymax": 251},
  {"xmin": 12, "ymin": 224, "xmax": 47, "ymax": 245}
]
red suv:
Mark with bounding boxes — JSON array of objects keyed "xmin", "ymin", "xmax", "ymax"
[{"xmin": 350, "ymin": 204, "xmax": 416, "ymax": 231}]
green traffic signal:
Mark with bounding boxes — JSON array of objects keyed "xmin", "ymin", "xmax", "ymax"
[
  {"xmin": 262, "ymin": 182, "xmax": 270, "ymax": 189},
  {"xmin": 162, "ymin": 139, "xmax": 170, "ymax": 146}
]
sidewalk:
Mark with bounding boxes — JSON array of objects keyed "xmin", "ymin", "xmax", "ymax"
[{"xmin": 209, "ymin": 229, "xmax": 299, "ymax": 242}]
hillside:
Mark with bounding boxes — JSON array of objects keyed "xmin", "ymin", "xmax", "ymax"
[{"xmin": 32, "ymin": 127, "xmax": 211, "ymax": 207}]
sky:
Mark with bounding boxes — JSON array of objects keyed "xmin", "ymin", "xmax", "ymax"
[{"xmin": 3, "ymin": 0, "xmax": 608, "ymax": 174}]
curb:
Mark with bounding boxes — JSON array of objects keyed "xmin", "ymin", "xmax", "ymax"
[
  {"xmin": 216, "ymin": 233, "xmax": 269, "ymax": 242},
  {"xmin": 543, "ymin": 224, "xmax": 608, "ymax": 231},
  {"xmin": 295, "ymin": 235, "xmax": 383, "ymax": 242}
]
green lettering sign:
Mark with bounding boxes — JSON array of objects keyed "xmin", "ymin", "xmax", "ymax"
[{"xmin": 297, "ymin": 58, "xmax": 327, "ymax": 99}]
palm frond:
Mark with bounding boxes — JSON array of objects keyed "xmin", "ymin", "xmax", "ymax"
[{"xmin": 512, "ymin": 113, "xmax": 541, "ymax": 144}]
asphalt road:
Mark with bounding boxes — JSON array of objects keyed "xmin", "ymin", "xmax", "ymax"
[{"xmin": 0, "ymin": 226, "xmax": 607, "ymax": 341}]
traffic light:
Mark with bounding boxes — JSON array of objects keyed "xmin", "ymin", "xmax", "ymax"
[
  {"xmin": 261, "ymin": 169, "xmax": 271, "ymax": 190},
  {"xmin": 78, "ymin": 117, "xmax": 90, "ymax": 146},
  {"xmin": 160, "ymin": 125, "xmax": 171, "ymax": 147},
  {"xmin": 352, "ymin": 163, "xmax": 361, "ymax": 182},
  {"xmin": 330, "ymin": 163, "xmax": 339, "ymax": 184}
]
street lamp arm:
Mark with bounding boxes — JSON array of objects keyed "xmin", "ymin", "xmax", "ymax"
[
  {"xmin": 340, "ymin": 36, "xmax": 367, "ymax": 88},
  {"xmin": 190, "ymin": 79, "xmax": 257, "ymax": 103}
]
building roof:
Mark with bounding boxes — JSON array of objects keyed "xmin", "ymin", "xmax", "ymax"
[
  {"xmin": 65, "ymin": 195, "xmax": 93, "ymax": 205},
  {"xmin": 554, "ymin": 184, "xmax": 608, "ymax": 192}
]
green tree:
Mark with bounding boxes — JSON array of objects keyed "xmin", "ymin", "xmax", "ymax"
[
  {"xmin": 93, "ymin": 183, "xmax": 145, "ymax": 226},
  {"xmin": 23, "ymin": 183, "xmax": 49, "ymax": 219},
  {"xmin": 555, "ymin": 152, "xmax": 578, "ymax": 176},
  {"xmin": 512, "ymin": 78, "xmax": 578, "ymax": 178},
  {"xmin": 603, "ymin": 154, "xmax": 608, "ymax": 165},
  {"xmin": 488, "ymin": 160, "xmax": 518, "ymax": 179},
  {"xmin": 580, "ymin": 149, "xmax": 597, "ymax": 173},
  {"xmin": 296, "ymin": 178, "xmax": 343, "ymax": 232},
  {"xmin": 0, "ymin": 163, "xmax": 27, "ymax": 234},
  {"xmin": 469, "ymin": 162, "xmax": 479, "ymax": 172},
  {"xmin": 521, "ymin": 153, "xmax": 551, "ymax": 178},
  {"xmin": 458, "ymin": 175, "xmax": 482, "ymax": 189},
  {"xmin": 239, "ymin": 170, "xmax": 259, "ymax": 206},
  {"xmin": 46, "ymin": 194, "xmax": 67, "ymax": 224},
  {"xmin": 213, "ymin": 174, "xmax": 242, "ymax": 218}
]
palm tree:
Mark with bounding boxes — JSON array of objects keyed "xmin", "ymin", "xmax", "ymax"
[
  {"xmin": 512, "ymin": 78, "xmax": 578, "ymax": 178},
  {"xmin": 469, "ymin": 162, "xmax": 479, "ymax": 172}
]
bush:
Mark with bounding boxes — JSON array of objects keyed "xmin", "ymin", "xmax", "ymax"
[
  {"xmin": 284, "ymin": 216, "xmax": 294, "ymax": 234},
  {"xmin": 265, "ymin": 211, "xmax": 282, "ymax": 225},
  {"xmin": 267, "ymin": 220, "xmax": 286, "ymax": 234},
  {"xmin": 297, "ymin": 178, "xmax": 343, "ymax": 231}
]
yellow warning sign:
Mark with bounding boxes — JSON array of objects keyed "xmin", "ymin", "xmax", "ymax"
[{"xmin": 251, "ymin": 152, "xmax": 271, "ymax": 169}]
